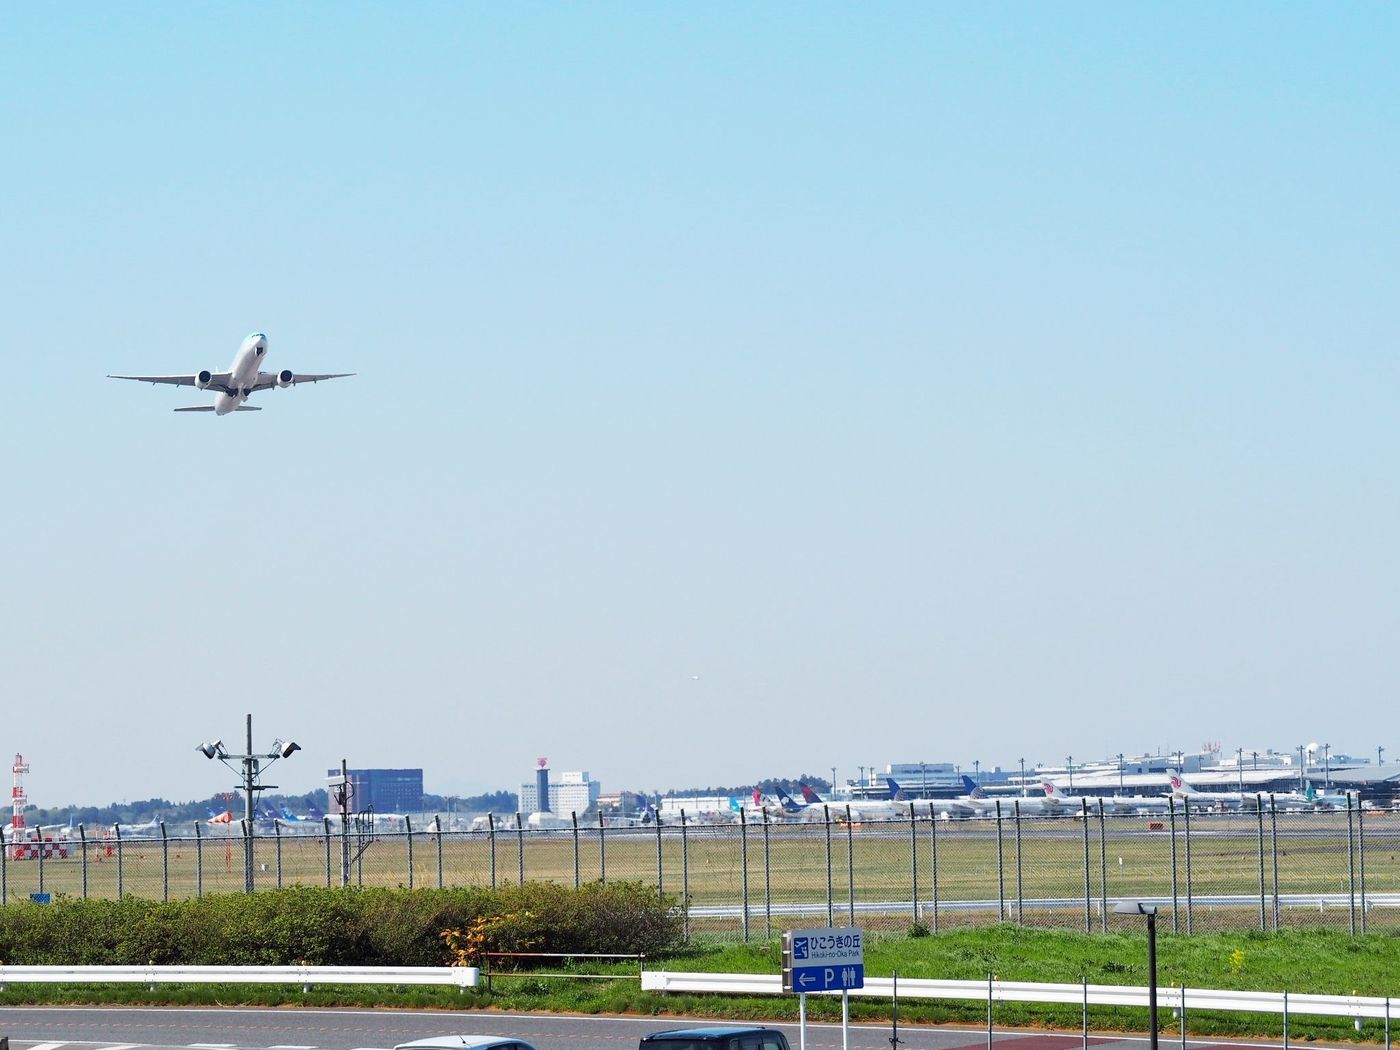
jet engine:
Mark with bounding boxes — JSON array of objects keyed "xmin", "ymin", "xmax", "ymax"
[
  {"xmin": 276, "ymin": 369, "xmax": 294, "ymax": 388},
  {"xmin": 194, "ymin": 369, "xmax": 213, "ymax": 390}
]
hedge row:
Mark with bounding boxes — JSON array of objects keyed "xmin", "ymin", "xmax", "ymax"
[{"xmin": 0, "ymin": 881, "xmax": 683, "ymax": 966}]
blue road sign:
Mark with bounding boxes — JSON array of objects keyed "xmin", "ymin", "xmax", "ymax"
[{"xmin": 783, "ymin": 926, "xmax": 864, "ymax": 993}]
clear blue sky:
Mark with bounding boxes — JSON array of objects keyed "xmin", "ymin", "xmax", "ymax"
[{"xmin": 2, "ymin": 6, "xmax": 1397, "ymax": 807}]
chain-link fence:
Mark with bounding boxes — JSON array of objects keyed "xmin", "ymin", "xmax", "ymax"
[{"xmin": 3, "ymin": 797, "xmax": 1392, "ymax": 940}]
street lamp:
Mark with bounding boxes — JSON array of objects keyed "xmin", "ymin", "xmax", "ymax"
[
  {"xmin": 1297, "ymin": 744, "xmax": 1306, "ymax": 793},
  {"xmin": 1114, "ymin": 900, "xmax": 1160, "ymax": 1050},
  {"xmin": 973, "ymin": 759, "xmax": 980, "ymax": 785},
  {"xmin": 1118, "ymin": 753, "xmax": 1125, "ymax": 796},
  {"xmin": 1019, "ymin": 757, "xmax": 1026, "ymax": 798},
  {"xmin": 1066, "ymin": 755, "xmax": 1074, "ymax": 791},
  {"xmin": 1380, "ymin": 746, "xmax": 1387, "ymax": 768},
  {"xmin": 1323, "ymin": 744, "xmax": 1330, "ymax": 790},
  {"xmin": 196, "ymin": 713, "xmax": 299, "ymax": 893},
  {"xmin": 1237, "ymin": 747, "xmax": 1244, "ymax": 793},
  {"xmin": 920, "ymin": 761, "xmax": 927, "ymax": 799}
]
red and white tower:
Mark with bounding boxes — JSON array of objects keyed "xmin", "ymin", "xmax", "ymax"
[{"xmin": 11, "ymin": 753, "xmax": 29, "ymax": 832}]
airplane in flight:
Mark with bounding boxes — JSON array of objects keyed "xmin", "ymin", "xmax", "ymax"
[{"xmin": 109, "ymin": 332, "xmax": 353, "ymax": 414}]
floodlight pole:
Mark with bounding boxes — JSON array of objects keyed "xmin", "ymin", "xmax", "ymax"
[{"xmin": 199, "ymin": 713, "xmax": 297, "ymax": 894}]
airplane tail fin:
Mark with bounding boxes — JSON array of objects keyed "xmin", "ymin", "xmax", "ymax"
[
  {"xmin": 886, "ymin": 777, "xmax": 907, "ymax": 801},
  {"xmin": 728, "ymin": 797, "xmax": 743, "ymax": 812},
  {"xmin": 799, "ymin": 783, "xmax": 823, "ymax": 805},
  {"xmin": 1305, "ymin": 785, "xmax": 1317, "ymax": 802},
  {"xmin": 1042, "ymin": 781, "xmax": 1061, "ymax": 799},
  {"xmin": 961, "ymin": 775, "xmax": 988, "ymax": 799}
]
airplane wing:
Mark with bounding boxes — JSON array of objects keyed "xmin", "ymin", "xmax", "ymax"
[
  {"xmin": 250, "ymin": 370, "xmax": 355, "ymax": 391},
  {"xmin": 108, "ymin": 372, "xmax": 235, "ymax": 391}
]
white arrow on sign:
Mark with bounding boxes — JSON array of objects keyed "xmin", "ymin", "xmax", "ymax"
[{"xmin": 798, "ymin": 972, "xmax": 816, "ymax": 988}]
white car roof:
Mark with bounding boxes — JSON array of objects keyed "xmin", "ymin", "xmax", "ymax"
[{"xmin": 395, "ymin": 1039, "xmax": 536, "ymax": 1050}]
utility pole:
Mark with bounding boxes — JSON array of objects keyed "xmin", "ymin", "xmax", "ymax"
[
  {"xmin": 1380, "ymin": 746, "xmax": 1387, "ymax": 768},
  {"xmin": 1019, "ymin": 757, "xmax": 1026, "ymax": 797},
  {"xmin": 1297, "ymin": 745, "xmax": 1306, "ymax": 792},
  {"xmin": 196, "ymin": 714, "xmax": 299, "ymax": 894},
  {"xmin": 1118, "ymin": 753, "xmax": 1125, "ymax": 796},
  {"xmin": 1066, "ymin": 755, "xmax": 1074, "ymax": 791},
  {"xmin": 1323, "ymin": 744, "xmax": 1331, "ymax": 789},
  {"xmin": 1237, "ymin": 747, "xmax": 1244, "ymax": 793}
]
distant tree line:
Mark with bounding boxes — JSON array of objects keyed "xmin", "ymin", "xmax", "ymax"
[
  {"xmin": 660, "ymin": 775, "xmax": 832, "ymax": 798},
  {"xmin": 422, "ymin": 790, "xmax": 517, "ymax": 813}
]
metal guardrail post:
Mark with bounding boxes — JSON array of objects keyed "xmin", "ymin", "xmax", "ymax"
[
  {"xmin": 1270, "ymin": 795, "xmax": 1280, "ymax": 931},
  {"xmin": 1256, "ymin": 800, "xmax": 1267, "ymax": 931},
  {"xmin": 515, "ymin": 812, "xmax": 524, "ymax": 886},
  {"xmin": 1180, "ymin": 984, "xmax": 1188, "ymax": 1050},
  {"xmin": 1283, "ymin": 988, "xmax": 1290, "ymax": 1049},
  {"xmin": 435, "ymin": 816, "xmax": 444, "ymax": 889},
  {"xmin": 488, "ymin": 814, "xmax": 497, "ymax": 890},
  {"xmin": 740, "ymin": 808, "xmax": 750, "ymax": 942},
  {"xmin": 598, "ymin": 810, "xmax": 606, "ymax": 884},
  {"xmin": 928, "ymin": 802, "xmax": 939, "ymax": 934},
  {"xmin": 274, "ymin": 820, "xmax": 283, "ymax": 891},
  {"xmin": 1081, "ymin": 799, "xmax": 1091, "ymax": 933},
  {"xmin": 37, "ymin": 822, "xmax": 46, "ymax": 896},
  {"xmin": 1359, "ymin": 801, "xmax": 1368, "ymax": 935},
  {"xmin": 822, "ymin": 805, "xmax": 832, "ymax": 925},
  {"xmin": 1081, "ymin": 976, "xmax": 1089, "ymax": 1050},
  {"xmin": 571, "ymin": 812, "xmax": 580, "ymax": 889},
  {"xmin": 160, "ymin": 821, "xmax": 169, "ymax": 902},
  {"xmin": 1097, "ymin": 800, "xmax": 1107, "ymax": 932},
  {"xmin": 846, "ymin": 804, "xmax": 855, "ymax": 925},
  {"xmin": 196, "ymin": 820, "xmax": 204, "ymax": 897},
  {"xmin": 680, "ymin": 810, "xmax": 690, "ymax": 943},
  {"xmin": 114, "ymin": 824, "xmax": 123, "ymax": 899},
  {"xmin": 908, "ymin": 802, "xmax": 918, "ymax": 925},
  {"xmin": 1183, "ymin": 800, "xmax": 1194, "ymax": 934},
  {"xmin": 1347, "ymin": 794, "xmax": 1357, "ymax": 937},
  {"xmin": 656, "ymin": 808, "xmax": 665, "ymax": 900},
  {"xmin": 406, "ymin": 816, "xmax": 414, "ymax": 890},
  {"xmin": 321, "ymin": 817, "xmax": 330, "ymax": 889},
  {"xmin": 79, "ymin": 824, "xmax": 88, "ymax": 900},
  {"xmin": 1168, "ymin": 799, "xmax": 1179, "ymax": 934},
  {"xmin": 986, "ymin": 972, "xmax": 994, "ymax": 1050},
  {"xmin": 1014, "ymin": 801, "xmax": 1024, "ymax": 925},
  {"xmin": 996, "ymin": 800, "xmax": 1005, "ymax": 922}
]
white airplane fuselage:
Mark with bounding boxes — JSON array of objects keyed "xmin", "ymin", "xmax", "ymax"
[{"xmin": 213, "ymin": 333, "xmax": 269, "ymax": 414}]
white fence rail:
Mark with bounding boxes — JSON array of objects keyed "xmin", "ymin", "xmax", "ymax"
[
  {"xmin": 641, "ymin": 971, "xmax": 1396, "ymax": 1021},
  {"xmin": 0, "ymin": 964, "xmax": 479, "ymax": 992}
]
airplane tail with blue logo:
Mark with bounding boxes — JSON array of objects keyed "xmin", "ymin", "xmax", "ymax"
[
  {"xmin": 775, "ymin": 789, "xmax": 804, "ymax": 813},
  {"xmin": 886, "ymin": 777, "xmax": 908, "ymax": 801},
  {"xmin": 960, "ymin": 775, "xmax": 988, "ymax": 800}
]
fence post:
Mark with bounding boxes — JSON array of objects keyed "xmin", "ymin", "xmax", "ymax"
[
  {"xmin": 435, "ymin": 815, "xmax": 445, "ymax": 889},
  {"xmin": 114, "ymin": 824, "xmax": 124, "ymax": 899},
  {"xmin": 1180, "ymin": 983, "xmax": 1188, "ymax": 1050},
  {"xmin": 1183, "ymin": 799, "xmax": 1194, "ymax": 935},
  {"xmin": 1270, "ymin": 795, "xmax": 1280, "ymax": 931},
  {"xmin": 197, "ymin": 820, "xmax": 204, "ymax": 897},
  {"xmin": 321, "ymin": 817, "xmax": 330, "ymax": 889},
  {"xmin": 656, "ymin": 807, "xmax": 665, "ymax": 900},
  {"xmin": 406, "ymin": 816, "xmax": 414, "ymax": 890},
  {"xmin": 762, "ymin": 806, "xmax": 772, "ymax": 937},
  {"xmin": 846, "ymin": 804, "xmax": 855, "ymax": 925},
  {"xmin": 1014, "ymin": 801, "xmax": 1024, "ymax": 925},
  {"xmin": 823, "ymin": 805, "xmax": 833, "ymax": 925},
  {"xmin": 1081, "ymin": 799, "xmax": 1091, "ymax": 933},
  {"xmin": 908, "ymin": 802, "xmax": 918, "ymax": 925},
  {"xmin": 598, "ymin": 809, "xmax": 606, "ymax": 884},
  {"xmin": 996, "ymin": 800, "xmax": 1005, "ymax": 922},
  {"xmin": 515, "ymin": 812, "xmax": 524, "ymax": 886},
  {"xmin": 79, "ymin": 823, "xmax": 88, "ymax": 900},
  {"xmin": 37, "ymin": 821, "xmax": 46, "ymax": 896},
  {"xmin": 487, "ymin": 814, "xmax": 497, "ymax": 890},
  {"xmin": 1347, "ymin": 793, "xmax": 1357, "ymax": 937},
  {"xmin": 160, "ymin": 821, "xmax": 169, "ymax": 902},
  {"xmin": 928, "ymin": 802, "xmax": 939, "ymax": 934},
  {"xmin": 1359, "ymin": 801, "xmax": 1368, "ymax": 935},
  {"xmin": 274, "ymin": 820, "xmax": 283, "ymax": 891},
  {"xmin": 571, "ymin": 811, "xmax": 580, "ymax": 889},
  {"xmin": 740, "ymin": 808, "xmax": 750, "ymax": 942},
  {"xmin": 1168, "ymin": 799, "xmax": 1179, "ymax": 934},
  {"xmin": 1097, "ymin": 799, "xmax": 1108, "ymax": 932},
  {"xmin": 240, "ymin": 819, "xmax": 251, "ymax": 893},
  {"xmin": 1284, "ymin": 989, "xmax": 1290, "ymax": 1049},
  {"xmin": 0, "ymin": 826, "xmax": 6, "ymax": 905},
  {"xmin": 1256, "ymin": 799, "xmax": 1266, "ymax": 931},
  {"xmin": 680, "ymin": 810, "xmax": 690, "ymax": 944}
]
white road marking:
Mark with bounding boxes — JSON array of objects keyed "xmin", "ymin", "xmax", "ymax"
[
  {"xmin": 269, "ymin": 1046, "xmax": 318, "ymax": 1049},
  {"xmin": 189, "ymin": 1045, "xmax": 237, "ymax": 1049},
  {"xmin": 27, "ymin": 1043, "xmax": 71, "ymax": 1050},
  {"xmin": 99, "ymin": 1045, "xmax": 144, "ymax": 1050}
]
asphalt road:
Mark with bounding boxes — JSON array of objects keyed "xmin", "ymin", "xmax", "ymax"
[{"xmin": 0, "ymin": 1007, "xmax": 1336, "ymax": 1050}]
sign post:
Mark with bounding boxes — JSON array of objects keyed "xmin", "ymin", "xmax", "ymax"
[{"xmin": 783, "ymin": 926, "xmax": 865, "ymax": 1050}]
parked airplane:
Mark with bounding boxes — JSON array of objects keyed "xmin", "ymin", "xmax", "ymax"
[
  {"xmin": 116, "ymin": 815, "xmax": 163, "ymax": 835},
  {"xmin": 1305, "ymin": 785, "xmax": 1354, "ymax": 810},
  {"xmin": 109, "ymin": 332, "xmax": 353, "ymax": 415},
  {"xmin": 1168, "ymin": 774, "xmax": 1278, "ymax": 811}
]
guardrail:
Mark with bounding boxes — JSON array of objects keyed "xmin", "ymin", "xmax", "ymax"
[
  {"xmin": 0, "ymin": 964, "xmax": 479, "ymax": 992},
  {"xmin": 641, "ymin": 971, "xmax": 1397, "ymax": 1024}
]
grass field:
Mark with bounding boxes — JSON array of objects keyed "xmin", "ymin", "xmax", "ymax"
[
  {"xmin": 2, "ymin": 925, "xmax": 1397, "ymax": 1043},
  {"xmin": 7, "ymin": 811, "xmax": 1400, "ymax": 937}
]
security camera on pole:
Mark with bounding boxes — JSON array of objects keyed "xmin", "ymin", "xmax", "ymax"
[{"xmin": 196, "ymin": 713, "xmax": 300, "ymax": 893}]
